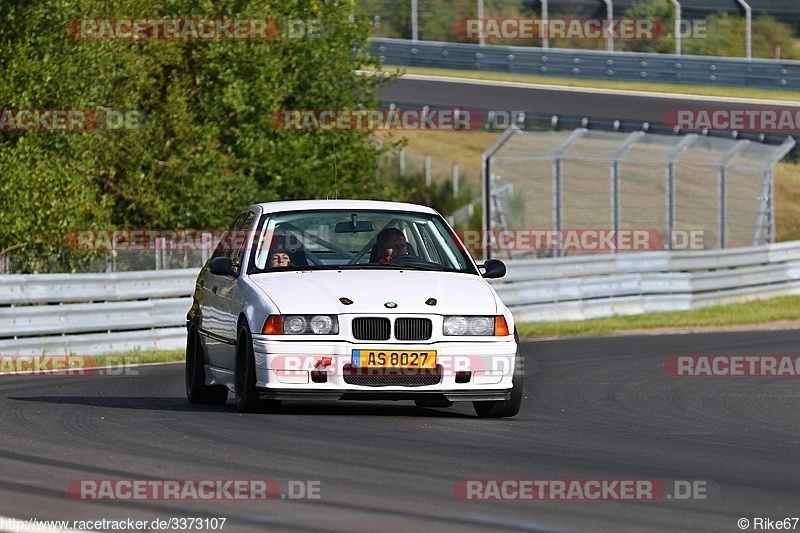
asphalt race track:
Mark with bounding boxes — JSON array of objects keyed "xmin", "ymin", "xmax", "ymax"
[
  {"xmin": 1, "ymin": 330, "xmax": 799, "ymax": 532},
  {"xmin": 377, "ymin": 76, "xmax": 800, "ymax": 130}
]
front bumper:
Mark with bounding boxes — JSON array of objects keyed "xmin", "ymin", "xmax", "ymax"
[{"xmin": 251, "ymin": 337, "xmax": 518, "ymax": 401}]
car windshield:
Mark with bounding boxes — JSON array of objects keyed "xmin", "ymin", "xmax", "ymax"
[{"xmin": 248, "ymin": 209, "xmax": 477, "ymax": 275}]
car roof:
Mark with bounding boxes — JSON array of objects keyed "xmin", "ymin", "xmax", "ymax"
[{"xmin": 252, "ymin": 199, "xmax": 440, "ymax": 215}]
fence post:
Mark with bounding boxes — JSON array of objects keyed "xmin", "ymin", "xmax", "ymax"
[
  {"xmin": 155, "ymin": 237, "xmax": 167, "ymax": 270},
  {"xmin": 670, "ymin": 0, "xmax": 681, "ymax": 55},
  {"xmin": 758, "ymin": 137, "xmax": 797, "ymax": 244},
  {"xmin": 768, "ymin": 169, "xmax": 775, "ymax": 243},
  {"xmin": 610, "ymin": 131, "xmax": 644, "ymax": 252},
  {"xmin": 201, "ymin": 232, "xmax": 213, "ymax": 265},
  {"xmin": 665, "ymin": 134, "xmax": 698, "ymax": 250},
  {"xmin": 411, "ymin": 0, "xmax": 418, "ymax": 41},
  {"xmin": 400, "ymin": 147, "xmax": 406, "ymax": 177},
  {"xmin": 425, "ymin": 154, "xmax": 431, "ymax": 186},
  {"xmin": 481, "ymin": 126, "xmax": 518, "ymax": 259},
  {"xmin": 453, "ymin": 162, "xmax": 459, "ymax": 198},
  {"xmin": 718, "ymin": 141, "xmax": 749, "ymax": 248},
  {"xmin": 541, "ymin": 0, "xmax": 549, "ymax": 49},
  {"xmin": 601, "ymin": 0, "xmax": 614, "ymax": 52},
  {"xmin": 552, "ymin": 129, "xmax": 588, "ymax": 257}
]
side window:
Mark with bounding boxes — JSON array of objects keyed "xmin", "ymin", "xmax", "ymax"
[
  {"xmin": 211, "ymin": 212, "xmax": 246, "ymax": 261},
  {"xmin": 231, "ymin": 211, "xmax": 255, "ymax": 272}
]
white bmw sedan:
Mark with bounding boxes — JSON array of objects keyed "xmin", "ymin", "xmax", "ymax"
[{"xmin": 186, "ymin": 200, "xmax": 522, "ymax": 418}]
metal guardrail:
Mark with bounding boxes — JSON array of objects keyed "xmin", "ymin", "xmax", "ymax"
[
  {"xmin": 1, "ymin": 241, "xmax": 799, "ymax": 355},
  {"xmin": 0, "ymin": 269, "xmax": 198, "ymax": 356},
  {"xmin": 371, "ymin": 38, "xmax": 800, "ymax": 90},
  {"xmin": 490, "ymin": 241, "xmax": 800, "ymax": 322}
]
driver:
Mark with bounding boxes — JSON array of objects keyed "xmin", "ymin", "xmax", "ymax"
[{"xmin": 376, "ymin": 228, "xmax": 409, "ymax": 264}]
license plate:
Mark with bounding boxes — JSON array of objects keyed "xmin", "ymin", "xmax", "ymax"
[{"xmin": 352, "ymin": 349, "xmax": 437, "ymax": 369}]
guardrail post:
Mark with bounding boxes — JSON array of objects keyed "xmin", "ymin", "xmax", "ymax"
[
  {"xmin": 552, "ymin": 129, "xmax": 588, "ymax": 257},
  {"xmin": 665, "ymin": 134, "xmax": 697, "ymax": 250},
  {"xmin": 610, "ymin": 132, "xmax": 644, "ymax": 252},
  {"xmin": 718, "ymin": 141, "xmax": 749, "ymax": 249}
]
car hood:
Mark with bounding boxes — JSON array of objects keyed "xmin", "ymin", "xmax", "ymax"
[{"xmin": 249, "ymin": 269, "xmax": 499, "ymax": 315}]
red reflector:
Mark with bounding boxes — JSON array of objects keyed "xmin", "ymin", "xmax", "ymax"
[
  {"xmin": 314, "ymin": 357, "xmax": 333, "ymax": 368},
  {"xmin": 262, "ymin": 315, "xmax": 283, "ymax": 335}
]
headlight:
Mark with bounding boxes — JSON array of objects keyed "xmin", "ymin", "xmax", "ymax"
[
  {"xmin": 443, "ymin": 316, "xmax": 507, "ymax": 336},
  {"xmin": 284, "ymin": 316, "xmax": 307, "ymax": 334},
  {"xmin": 310, "ymin": 315, "xmax": 335, "ymax": 334},
  {"xmin": 262, "ymin": 315, "xmax": 339, "ymax": 335},
  {"xmin": 286, "ymin": 315, "xmax": 338, "ymax": 335}
]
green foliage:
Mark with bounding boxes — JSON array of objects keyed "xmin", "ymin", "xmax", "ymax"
[
  {"xmin": 618, "ymin": 0, "xmax": 676, "ymax": 54},
  {"xmin": 620, "ymin": 1, "xmax": 799, "ymax": 59},
  {"xmin": 0, "ymin": 0, "xmax": 396, "ymax": 272},
  {"xmin": 359, "ymin": 0, "xmax": 523, "ymax": 42},
  {"xmin": 691, "ymin": 12, "xmax": 800, "ymax": 60}
]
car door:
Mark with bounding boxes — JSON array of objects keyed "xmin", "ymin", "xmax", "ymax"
[
  {"xmin": 212, "ymin": 210, "xmax": 255, "ymax": 371},
  {"xmin": 201, "ymin": 212, "xmax": 248, "ymax": 368}
]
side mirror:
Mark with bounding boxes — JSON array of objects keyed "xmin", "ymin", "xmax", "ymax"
[
  {"xmin": 210, "ymin": 256, "xmax": 236, "ymax": 277},
  {"xmin": 480, "ymin": 259, "xmax": 506, "ymax": 279}
]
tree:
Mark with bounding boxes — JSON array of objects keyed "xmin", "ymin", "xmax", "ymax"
[
  {"xmin": 619, "ymin": 0, "xmax": 676, "ymax": 54},
  {"xmin": 0, "ymin": 0, "xmax": 396, "ymax": 272}
]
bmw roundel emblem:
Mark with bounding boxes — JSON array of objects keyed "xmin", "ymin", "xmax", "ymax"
[{"xmin": 384, "ymin": 301, "xmax": 398, "ymax": 309}]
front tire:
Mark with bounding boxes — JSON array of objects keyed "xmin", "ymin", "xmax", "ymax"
[
  {"xmin": 235, "ymin": 322, "xmax": 261, "ymax": 413},
  {"xmin": 473, "ymin": 332, "xmax": 524, "ymax": 418},
  {"xmin": 186, "ymin": 326, "xmax": 228, "ymax": 405}
]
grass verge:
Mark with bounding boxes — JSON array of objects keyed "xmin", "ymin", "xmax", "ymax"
[
  {"xmin": 517, "ymin": 295, "xmax": 800, "ymax": 339},
  {"xmin": 91, "ymin": 349, "xmax": 185, "ymax": 365},
  {"xmin": 376, "ymin": 66, "xmax": 800, "ymax": 102}
]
